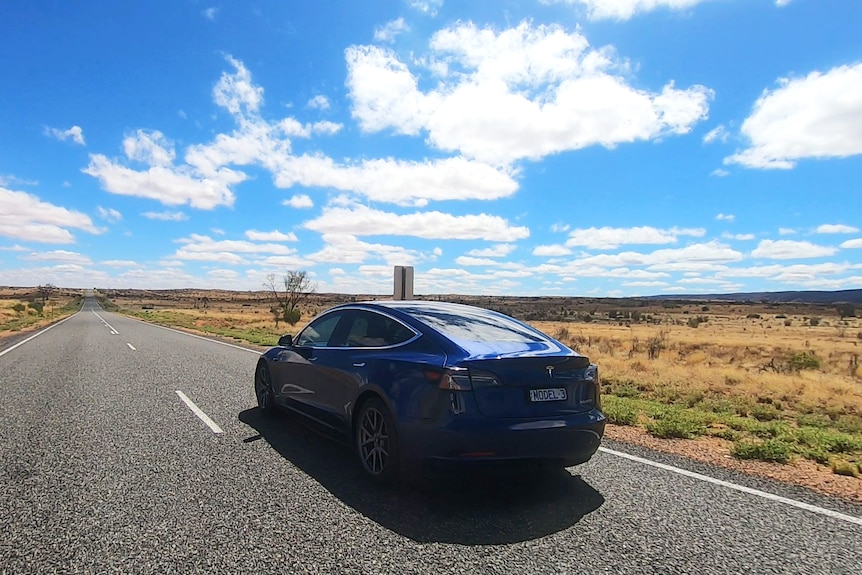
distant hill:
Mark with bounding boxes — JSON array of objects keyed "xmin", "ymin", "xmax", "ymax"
[{"xmin": 649, "ymin": 289, "xmax": 862, "ymax": 305}]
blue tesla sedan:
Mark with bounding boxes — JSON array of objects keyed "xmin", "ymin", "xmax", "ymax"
[{"xmin": 254, "ymin": 300, "xmax": 605, "ymax": 481}]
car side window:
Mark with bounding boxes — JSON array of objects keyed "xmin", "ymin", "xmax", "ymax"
[
  {"xmin": 342, "ymin": 310, "xmax": 415, "ymax": 348},
  {"xmin": 295, "ymin": 313, "xmax": 342, "ymax": 347}
]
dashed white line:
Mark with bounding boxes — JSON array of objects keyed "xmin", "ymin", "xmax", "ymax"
[
  {"xmin": 175, "ymin": 390, "xmax": 224, "ymax": 434},
  {"xmin": 92, "ymin": 310, "xmax": 119, "ymax": 335},
  {"xmin": 126, "ymin": 315, "xmax": 262, "ymax": 355},
  {"xmin": 598, "ymin": 446, "xmax": 862, "ymax": 527},
  {"xmin": 127, "ymin": 343, "xmax": 136, "ymax": 351}
]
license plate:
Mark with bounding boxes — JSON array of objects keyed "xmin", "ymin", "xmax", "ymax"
[{"xmin": 529, "ymin": 388, "xmax": 567, "ymax": 402}]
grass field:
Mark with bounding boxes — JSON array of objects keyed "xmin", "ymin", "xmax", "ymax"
[
  {"xmin": 0, "ymin": 287, "xmax": 82, "ymax": 335},
  {"xmin": 6, "ymin": 287, "xmax": 859, "ymax": 481}
]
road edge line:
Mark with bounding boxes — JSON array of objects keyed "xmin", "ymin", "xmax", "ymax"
[
  {"xmin": 118, "ymin": 313, "xmax": 263, "ymax": 355},
  {"xmin": 598, "ymin": 446, "xmax": 862, "ymax": 526},
  {"xmin": 0, "ymin": 312, "xmax": 80, "ymax": 358}
]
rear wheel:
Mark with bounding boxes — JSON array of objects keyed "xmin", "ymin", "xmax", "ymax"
[
  {"xmin": 254, "ymin": 361, "xmax": 275, "ymax": 413},
  {"xmin": 355, "ymin": 398, "xmax": 400, "ymax": 482}
]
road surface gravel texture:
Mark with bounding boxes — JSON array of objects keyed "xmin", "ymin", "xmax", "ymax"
[{"xmin": 1, "ymin": 298, "xmax": 860, "ymax": 574}]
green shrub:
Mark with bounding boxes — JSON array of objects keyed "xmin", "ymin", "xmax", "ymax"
[
  {"xmin": 646, "ymin": 411, "xmax": 705, "ymax": 439},
  {"xmin": 602, "ymin": 396, "xmax": 639, "ymax": 426},
  {"xmin": 790, "ymin": 352, "xmax": 820, "ymax": 371},
  {"xmin": 731, "ymin": 439, "xmax": 791, "ymax": 463},
  {"xmin": 830, "ymin": 459, "xmax": 859, "ymax": 477},
  {"xmin": 751, "ymin": 404, "xmax": 781, "ymax": 422}
]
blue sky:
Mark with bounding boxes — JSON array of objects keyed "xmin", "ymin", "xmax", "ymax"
[{"xmin": 2, "ymin": 0, "xmax": 861, "ymax": 296}]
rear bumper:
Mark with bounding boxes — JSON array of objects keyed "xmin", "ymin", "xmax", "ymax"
[{"xmin": 398, "ymin": 408, "xmax": 606, "ymax": 467}]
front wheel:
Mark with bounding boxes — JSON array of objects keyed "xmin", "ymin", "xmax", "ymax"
[
  {"xmin": 355, "ymin": 398, "xmax": 400, "ymax": 482},
  {"xmin": 254, "ymin": 361, "xmax": 276, "ymax": 413}
]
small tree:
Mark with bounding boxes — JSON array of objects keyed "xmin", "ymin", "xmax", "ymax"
[
  {"xmin": 11, "ymin": 303, "xmax": 25, "ymax": 315},
  {"xmin": 264, "ymin": 270, "xmax": 317, "ymax": 328},
  {"xmin": 37, "ymin": 283, "xmax": 55, "ymax": 305}
]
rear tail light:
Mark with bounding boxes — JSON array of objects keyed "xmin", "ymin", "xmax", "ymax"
[{"xmin": 429, "ymin": 367, "xmax": 501, "ymax": 390}]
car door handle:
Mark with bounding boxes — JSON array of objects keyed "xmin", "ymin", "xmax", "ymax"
[{"xmin": 353, "ymin": 362, "xmax": 366, "ymax": 367}]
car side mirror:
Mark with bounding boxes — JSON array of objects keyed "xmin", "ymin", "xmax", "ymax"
[{"xmin": 277, "ymin": 334, "xmax": 293, "ymax": 347}]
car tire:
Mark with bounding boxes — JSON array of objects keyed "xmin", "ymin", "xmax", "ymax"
[
  {"xmin": 355, "ymin": 397, "xmax": 400, "ymax": 482},
  {"xmin": 254, "ymin": 360, "xmax": 276, "ymax": 414}
]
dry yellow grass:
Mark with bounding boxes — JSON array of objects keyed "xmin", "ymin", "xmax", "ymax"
[{"xmin": 532, "ymin": 317, "xmax": 862, "ymax": 417}]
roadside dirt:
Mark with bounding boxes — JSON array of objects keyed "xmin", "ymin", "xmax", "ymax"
[{"xmin": 604, "ymin": 424, "xmax": 862, "ymax": 503}]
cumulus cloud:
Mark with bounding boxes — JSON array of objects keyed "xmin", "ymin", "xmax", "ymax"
[
  {"xmin": 547, "ymin": 0, "xmax": 710, "ymax": 21},
  {"xmin": 703, "ymin": 125, "xmax": 729, "ymax": 144},
  {"xmin": 307, "ymin": 95, "xmax": 330, "ymax": 110},
  {"xmin": 816, "ymin": 223, "xmax": 859, "ymax": 234},
  {"xmin": 45, "ymin": 125, "xmax": 85, "ymax": 145},
  {"xmin": 565, "ymin": 225, "xmax": 705, "ymax": 249},
  {"xmin": 282, "ymin": 194, "xmax": 314, "ymax": 209},
  {"xmin": 0, "ymin": 186, "xmax": 100, "ymax": 244},
  {"xmin": 307, "ymin": 233, "xmax": 423, "ymax": 266},
  {"xmin": 23, "ymin": 250, "xmax": 92, "ymax": 265},
  {"xmin": 840, "ymin": 239, "xmax": 862, "ymax": 249},
  {"xmin": 465, "ymin": 244, "xmax": 516, "ymax": 257},
  {"xmin": 303, "ymin": 204, "xmax": 530, "ymax": 241},
  {"xmin": 85, "ymin": 129, "xmax": 245, "ymax": 209},
  {"xmin": 346, "ymin": 21, "xmax": 711, "ymax": 166},
  {"xmin": 97, "ymin": 206, "xmax": 122, "ymax": 222},
  {"xmin": 141, "ymin": 210, "xmax": 188, "ymax": 221},
  {"xmin": 533, "ymin": 244, "xmax": 572, "ymax": 257},
  {"xmin": 726, "ymin": 63, "xmax": 862, "ymax": 169},
  {"xmin": 374, "ymin": 18, "xmax": 409, "ymax": 42},
  {"xmin": 172, "ymin": 233, "xmax": 303, "ymax": 265},
  {"xmin": 245, "ymin": 229, "xmax": 298, "ymax": 242},
  {"xmin": 751, "ymin": 239, "xmax": 838, "ymax": 260},
  {"xmin": 715, "ymin": 213, "xmax": 734, "ymax": 222}
]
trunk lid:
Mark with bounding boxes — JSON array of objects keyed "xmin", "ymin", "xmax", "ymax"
[{"xmin": 460, "ymin": 355, "xmax": 598, "ymax": 418}]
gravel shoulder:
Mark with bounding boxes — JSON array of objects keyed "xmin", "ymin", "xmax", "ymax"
[{"xmin": 604, "ymin": 423, "xmax": 862, "ymax": 503}]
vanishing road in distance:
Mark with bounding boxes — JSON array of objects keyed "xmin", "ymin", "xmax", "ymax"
[{"xmin": 1, "ymin": 297, "xmax": 860, "ymax": 574}]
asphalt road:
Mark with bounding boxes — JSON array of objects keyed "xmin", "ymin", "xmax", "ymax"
[{"xmin": 1, "ymin": 298, "xmax": 860, "ymax": 574}]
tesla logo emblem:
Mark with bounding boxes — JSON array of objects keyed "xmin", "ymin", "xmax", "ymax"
[{"xmin": 546, "ymin": 366, "xmax": 554, "ymax": 378}]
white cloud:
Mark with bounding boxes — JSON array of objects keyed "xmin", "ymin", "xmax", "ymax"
[
  {"xmin": 307, "ymin": 233, "xmax": 422, "ymax": 266},
  {"xmin": 100, "ymin": 260, "xmax": 138, "ymax": 267},
  {"xmin": 778, "ymin": 227, "xmax": 796, "ymax": 235},
  {"xmin": 374, "ymin": 18, "xmax": 409, "ymax": 42},
  {"xmin": 775, "ymin": 0, "xmax": 791, "ymax": 6},
  {"xmin": 202, "ymin": 7, "xmax": 218, "ymax": 20},
  {"xmin": 303, "ymin": 204, "xmax": 530, "ymax": 241},
  {"xmin": 548, "ymin": 0, "xmax": 710, "ymax": 21},
  {"xmin": 533, "ymin": 244, "xmax": 572, "ymax": 257},
  {"xmin": 408, "ymin": 0, "xmax": 443, "ymax": 15},
  {"xmin": 721, "ymin": 232, "xmax": 755, "ymax": 241},
  {"xmin": 307, "ymin": 95, "xmax": 330, "ymax": 110},
  {"xmin": 213, "ymin": 56, "xmax": 263, "ymax": 116},
  {"xmin": 97, "ymin": 206, "xmax": 122, "ymax": 223},
  {"xmin": 710, "ymin": 168, "xmax": 729, "ymax": 177},
  {"xmin": 282, "ymin": 194, "xmax": 314, "ymax": 209},
  {"xmin": 703, "ymin": 125, "xmax": 729, "ymax": 144},
  {"xmin": 45, "ymin": 125, "xmax": 85, "ymax": 145},
  {"xmin": 85, "ymin": 129, "xmax": 245, "ymax": 209},
  {"xmin": 0, "ymin": 186, "xmax": 100, "ymax": 244},
  {"xmin": 840, "ymin": 239, "xmax": 862, "ymax": 249},
  {"xmin": 550, "ymin": 223, "xmax": 570, "ymax": 233},
  {"xmin": 271, "ymin": 154, "xmax": 517, "ymax": 206},
  {"xmin": 751, "ymin": 239, "xmax": 838, "ymax": 260},
  {"xmin": 245, "ymin": 229, "xmax": 299, "ymax": 242},
  {"xmin": 726, "ymin": 63, "xmax": 862, "ymax": 169},
  {"xmin": 715, "ymin": 213, "xmax": 734, "ymax": 222},
  {"xmin": 172, "ymin": 233, "xmax": 304, "ymax": 265},
  {"xmin": 141, "ymin": 210, "xmax": 188, "ymax": 221},
  {"xmin": 24, "ymin": 250, "xmax": 92, "ymax": 265},
  {"xmin": 816, "ymin": 223, "xmax": 859, "ymax": 234},
  {"xmin": 565, "ymin": 225, "xmax": 705, "ymax": 249},
  {"xmin": 346, "ymin": 21, "xmax": 711, "ymax": 166},
  {"xmin": 465, "ymin": 244, "xmax": 515, "ymax": 257}
]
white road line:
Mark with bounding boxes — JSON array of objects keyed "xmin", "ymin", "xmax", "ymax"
[
  {"xmin": 0, "ymin": 313, "xmax": 79, "ymax": 358},
  {"xmin": 175, "ymin": 390, "xmax": 224, "ymax": 434},
  {"xmin": 126, "ymin": 315, "xmax": 262, "ymax": 355},
  {"xmin": 127, "ymin": 343, "xmax": 136, "ymax": 351},
  {"xmin": 598, "ymin": 446, "xmax": 862, "ymax": 527},
  {"xmin": 91, "ymin": 310, "xmax": 119, "ymax": 335}
]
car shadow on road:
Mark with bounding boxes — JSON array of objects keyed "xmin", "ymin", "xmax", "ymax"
[{"xmin": 239, "ymin": 407, "xmax": 605, "ymax": 545}]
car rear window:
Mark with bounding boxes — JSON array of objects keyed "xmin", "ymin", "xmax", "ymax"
[{"xmin": 409, "ymin": 309, "xmax": 545, "ymax": 344}]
